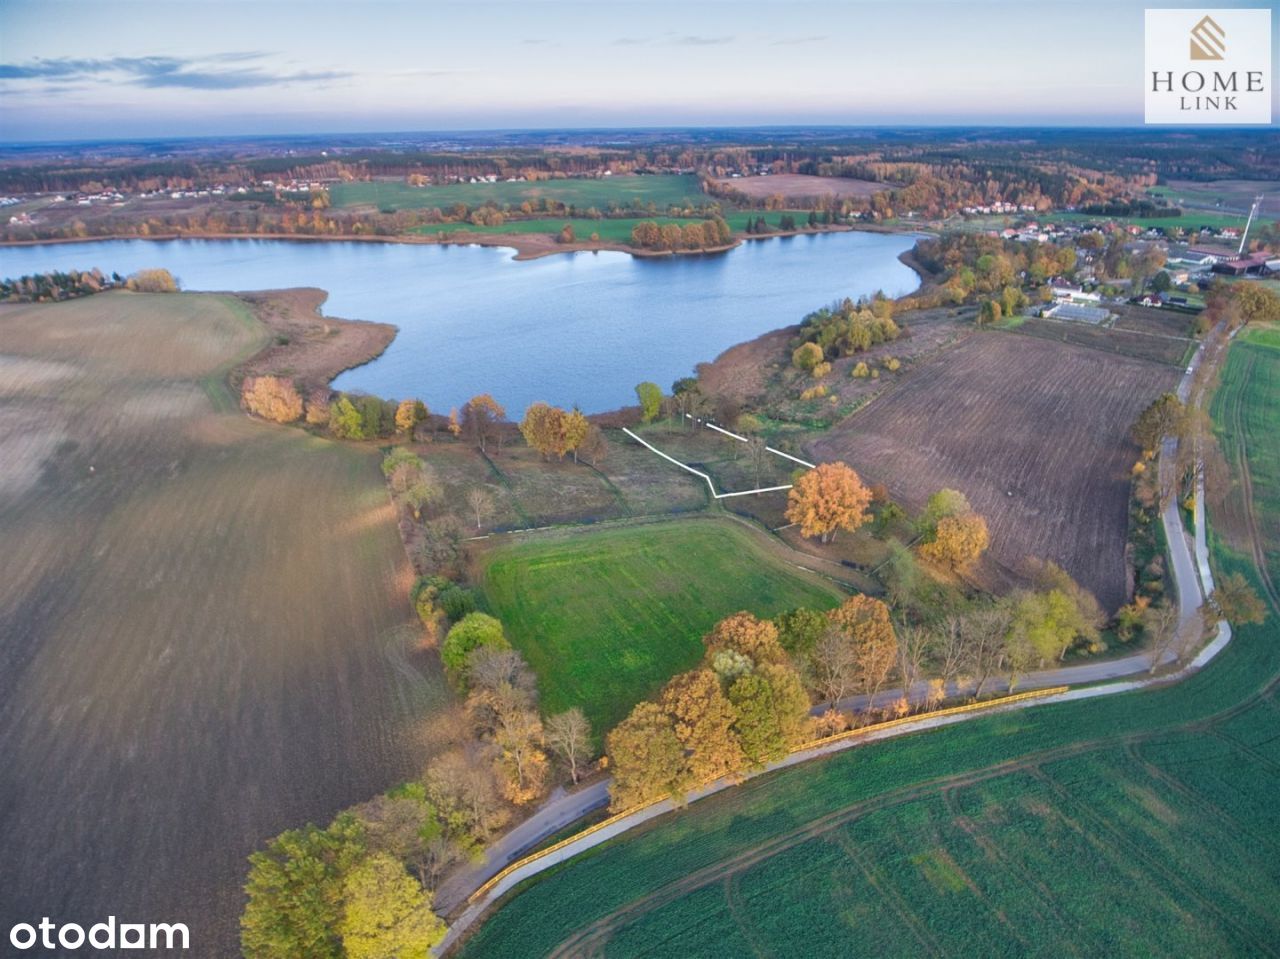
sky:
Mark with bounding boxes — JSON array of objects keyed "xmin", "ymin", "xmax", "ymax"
[{"xmin": 0, "ymin": 0, "xmax": 1276, "ymax": 141}]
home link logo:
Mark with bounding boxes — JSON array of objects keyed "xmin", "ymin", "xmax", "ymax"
[
  {"xmin": 1188, "ymin": 14, "xmax": 1226, "ymax": 60},
  {"xmin": 9, "ymin": 917, "xmax": 189, "ymax": 952},
  {"xmin": 1145, "ymin": 8, "xmax": 1272, "ymax": 124}
]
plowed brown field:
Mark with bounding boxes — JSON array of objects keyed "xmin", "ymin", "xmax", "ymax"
[{"xmin": 810, "ymin": 333, "xmax": 1180, "ymax": 609}]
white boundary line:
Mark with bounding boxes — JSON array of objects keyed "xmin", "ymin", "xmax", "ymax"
[{"xmin": 621, "ymin": 427, "xmax": 798, "ymax": 499}]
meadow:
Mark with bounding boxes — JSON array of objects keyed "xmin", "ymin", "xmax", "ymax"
[
  {"xmin": 0, "ymin": 292, "xmax": 446, "ymax": 954},
  {"xmin": 412, "ymin": 216, "xmax": 710, "ymax": 244},
  {"xmin": 331, "ymin": 173, "xmax": 706, "ymax": 212},
  {"xmin": 455, "ymin": 326, "xmax": 1280, "ymax": 959},
  {"xmin": 478, "ymin": 520, "xmax": 844, "ymax": 731}
]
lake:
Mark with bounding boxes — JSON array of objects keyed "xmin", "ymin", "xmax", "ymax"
[{"xmin": 0, "ymin": 232, "xmax": 920, "ymax": 413}]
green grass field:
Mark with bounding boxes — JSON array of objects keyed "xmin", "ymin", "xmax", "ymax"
[
  {"xmin": 479, "ymin": 521, "xmax": 843, "ymax": 731},
  {"xmin": 407, "ymin": 210, "xmax": 819, "ymax": 244},
  {"xmin": 330, "ymin": 174, "xmax": 705, "ymax": 212},
  {"xmin": 457, "ymin": 335, "xmax": 1280, "ymax": 957},
  {"xmin": 410, "ymin": 216, "xmax": 709, "ymax": 244}
]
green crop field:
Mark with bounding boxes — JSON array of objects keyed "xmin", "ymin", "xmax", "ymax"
[
  {"xmin": 457, "ymin": 335, "xmax": 1280, "ymax": 958},
  {"xmin": 330, "ymin": 174, "xmax": 705, "ymax": 212},
  {"xmin": 479, "ymin": 520, "xmax": 843, "ymax": 731},
  {"xmin": 411, "ymin": 216, "xmax": 709, "ymax": 244},
  {"xmin": 0, "ymin": 292, "xmax": 444, "ymax": 955}
]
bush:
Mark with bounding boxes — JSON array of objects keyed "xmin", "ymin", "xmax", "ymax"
[
  {"xmin": 851, "ymin": 361, "xmax": 870, "ymax": 378},
  {"xmin": 125, "ymin": 268, "xmax": 178, "ymax": 293},
  {"xmin": 811, "ymin": 361, "xmax": 832, "ymax": 379},
  {"xmin": 882, "ymin": 356, "xmax": 901, "ymax": 372},
  {"xmin": 792, "ymin": 342, "xmax": 824, "ymax": 372}
]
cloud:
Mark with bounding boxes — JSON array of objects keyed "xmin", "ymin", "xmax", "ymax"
[
  {"xmin": 0, "ymin": 54, "xmax": 351, "ymax": 90},
  {"xmin": 674, "ymin": 35, "xmax": 734, "ymax": 46},
  {"xmin": 612, "ymin": 36, "xmax": 650, "ymax": 46},
  {"xmin": 771, "ymin": 35, "xmax": 827, "ymax": 46}
]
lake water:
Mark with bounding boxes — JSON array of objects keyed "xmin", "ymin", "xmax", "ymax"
[{"xmin": 0, "ymin": 232, "xmax": 920, "ymax": 413}]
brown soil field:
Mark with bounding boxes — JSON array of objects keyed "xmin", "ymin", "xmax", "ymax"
[
  {"xmin": 1013, "ymin": 316, "xmax": 1192, "ymax": 367},
  {"xmin": 1110, "ymin": 303, "xmax": 1198, "ymax": 339},
  {"xmin": 0, "ymin": 291, "xmax": 446, "ymax": 954},
  {"xmin": 810, "ymin": 333, "xmax": 1181, "ymax": 610},
  {"xmin": 711, "ymin": 174, "xmax": 887, "ymax": 201}
]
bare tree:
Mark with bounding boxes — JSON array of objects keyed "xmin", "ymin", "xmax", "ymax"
[
  {"xmin": 807, "ymin": 628, "xmax": 858, "ymax": 707},
  {"xmin": 896, "ymin": 623, "xmax": 934, "ymax": 699},
  {"xmin": 746, "ymin": 436, "xmax": 769, "ymax": 487},
  {"xmin": 467, "ymin": 486, "xmax": 496, "ymax": 531},
  {"xmin": 545, "ymin": 708, "xmax": 594, "ymax": 784},
  {"xmin": 935, "ymin": 615, "xmax": 966, "ymax": 692},
  {"xmin": 1144, "ymin": 602, "xmax": 1181, "ymax": 673},
  {"xmin": 960, "ymin": 606, "xmax": 1012, "ymax": 697}
]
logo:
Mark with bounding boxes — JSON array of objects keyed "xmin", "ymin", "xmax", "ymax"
[
  {"xmin": 1145, "ymin": 9, "xmax": 1272, "ymax": 124},
  {"xmin": 1188, "ymin": 14, "xmax": 1225, "ymax": 60}
]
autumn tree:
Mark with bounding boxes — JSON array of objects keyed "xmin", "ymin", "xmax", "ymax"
[
  {"xmin": 447, "ymin": 408, "xmax": 461, "ymax": 438},
  {"xmin": 960, "ymin": 605, "xmax": 1014, "ymax": 695},
  {"xmin": 828, "ymin": 594, "xmax": 898, "ymax": 701},
  {"xmin": 395, "ymin": 399, "xmax": 428, "ymax": 435},
  {"xmin": 703, "ymin": 611, "xmax": 788, "ymax": 666},
  {"xmin": 607, "ymin": 701, "xmax": 689, "ymax": 810},
  {"xmin": 462, "ymin": 394, "xmax": 506, "ymax": 452},
  {"xmin": 520, "ymin": 402, "xmax": 568, "ymax": 459},
  {"xmin": 919, "ymin": 513, "xmax": 990, "ymax": 569},
  {"xmin": 1209, "ymin": 572, "xmax": 1267, "ymax": 626},
  {"xmin": 728, "ymin": 664, "xmax": 813, "ymax": 767},
  {"xmin": 545, "ymin": 708, "xmax": 593, "ymax": 784},
  {"xmin": 564, "ymin": 407, "xmax": 590, "ymax": 462},
  {"xmin": 339, "ymin": 853, "xmax": 445, "ymax": 959},
  {"xmin": 785, "ymin": 461, "xmax": 873, "ymax": 543},
  {"xmin": 423, "ymin": 746, "xmax": 508, "ymax": 846},
  {"xmin": 635, "ymin": 381, "xmax": 663, "ymax": 422},
  {"xmin": 660, "ymin": 669, "xmax": 744, "ymax": 783},
  {"xmin": 242, "ymin": 375, "xmax": 304, "ymax": 424},
  {"xmin": 126, "ymin": 267, "xmax": 179, "ymax": 292}
]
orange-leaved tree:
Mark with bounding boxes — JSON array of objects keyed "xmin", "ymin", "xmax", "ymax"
[
  {"xmin": 241, "ymin": 375, "xmax": 303, "ymax": 424},
  {"xmin": 827, "ymin": 594, "xmax": 898, "ymax": 701},
  {"xmin": 785, "ymin": 461, "xmax": 872, "ymax": 543}
]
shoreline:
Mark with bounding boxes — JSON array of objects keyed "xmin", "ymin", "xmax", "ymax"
[{"xmin": 0, "ymin": 221, "xmax": 924, "ymax": 265}]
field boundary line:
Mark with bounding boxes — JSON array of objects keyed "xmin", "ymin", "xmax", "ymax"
[{"xmin": 620, "ymin": 427, "xmax": 798, "ymax": 499}]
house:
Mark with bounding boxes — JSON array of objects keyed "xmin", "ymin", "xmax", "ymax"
[
  {"xmin": 1139, "ymin": 293, "xmax": 1163, "ymax": 307},
  {"xmin": 1049, "ymin": 282, "xmax": 1101, "ymax": 304}
]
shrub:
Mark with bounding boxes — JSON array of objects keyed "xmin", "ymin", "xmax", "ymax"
[
  {"xmin": 125, "ymin": 268, "xmax": 179, "ymax": 293},
  {"xmin": 882, "ymin": 356, "xmax": 901, "ymax": 372},
  {"xmin": 811, "ymin": 361, "xmax": 832, "ymax": 379},
  {"xmin": 792, "ymin": 342, "xmax": 824, "ymax": 372},
  {"xmin": 851, "ymin": 361, "xmax": 870, "ymax": 378}
]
